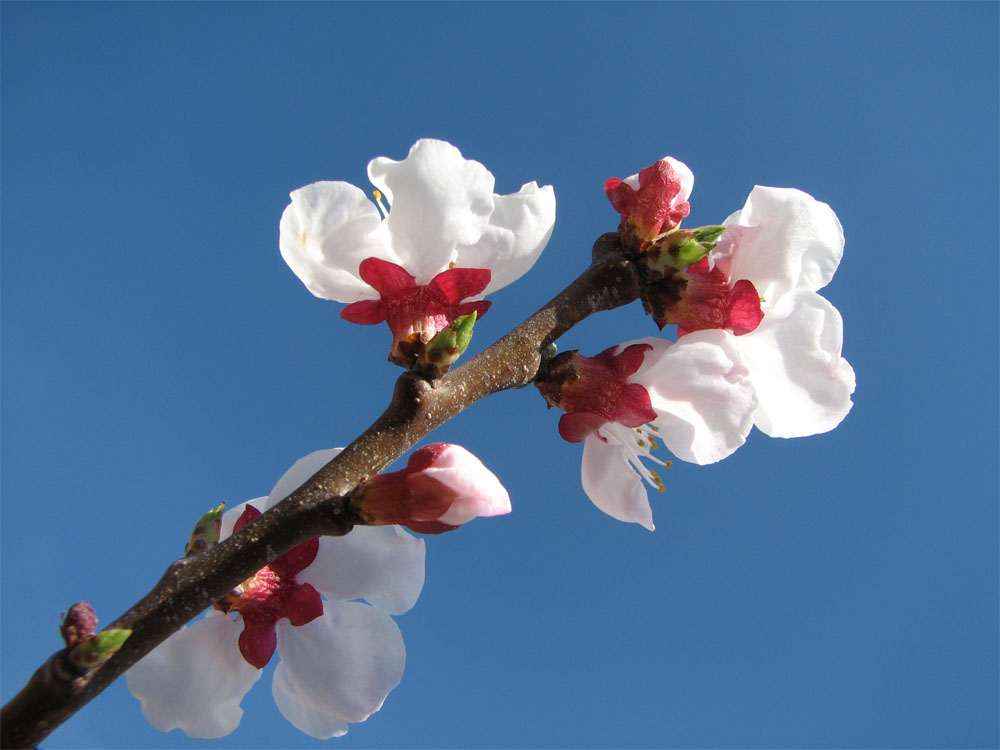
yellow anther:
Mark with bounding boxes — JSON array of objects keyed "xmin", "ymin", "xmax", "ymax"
[
  {"xmin": 448, "ymin": 261, "xmax": 456, "ymax": 269},
  {"xmin": 373, "ymin": 189, "xmax": 383, "ymax": 201},
  {"xmin": 657, "ymin": 484, "xmax": 666, "ymax": 493},
  {"xmin": 665, "ymin": 461, "xmax": 673, "ymax": 468},
  {"xmin": 638, "ymin": 440, "xmax": 646, "ymax": 447},
  {"xmin": 650, "ymin": 425, "xmax": 660, "ymax": 432}
]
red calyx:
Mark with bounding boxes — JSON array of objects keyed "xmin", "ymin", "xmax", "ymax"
[
  {"xmin": 220, "ymin": 506, "xmax": 324, "ymax": 669},
  {"xmin": 538, "ymin": 344, "xmax": 658, "ymax": 443},
  {"xmin": 605, "ymin": 160, "xmax": 691, "ymax": 246},
  {"xmin": 641, "ymin": 258, "xmax": 764, "ymax": 336},
  {"xmin": 352, "ymin": 444, "xmax": 461, "ymax": 535},
  {"xmin": 341, "ymin": 258, "xmax": 491, "ymax": 369}
]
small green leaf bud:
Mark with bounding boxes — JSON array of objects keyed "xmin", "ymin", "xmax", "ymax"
[
  {"xmin": 184, "ymin": 502, "xmax": 225, "ymax": 557},
  {"xmin": 414, "ymin": 312, "xmax": 477, "ymax": 378},
  {"xmin": 68, "ymin": 628, "xmax": 133, "ymax": 672}
]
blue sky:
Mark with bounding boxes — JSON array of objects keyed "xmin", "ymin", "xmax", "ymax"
[{"xmin": 2, "ymin": 3, "xmax": 997, "ymax": 748}]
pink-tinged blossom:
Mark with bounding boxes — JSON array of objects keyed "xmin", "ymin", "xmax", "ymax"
[
  {"xmin": 354, "ymin": 443, "xmax": 512, "ymax": 534},
  {"xmin": 540, "ymin": 336, "xmax": 755, "ymax": 530},
  {"xmin": 695, "ymin": 186, "xmax": 856, "ymax": 437},
  {"xmin": 279, "ymin": 139, "xmax": 556, "ymax": 367},
  {"xmin": 605, "ymin": 156, "xmax": 694, "ymax": 246},
  {"xmin": 127, "ymin": 448, "xmax": 426, "ymax": 740}
]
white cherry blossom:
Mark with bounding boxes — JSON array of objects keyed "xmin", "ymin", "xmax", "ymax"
[
  {"xmin": 541, "ymin": 334, "xmax": 755, "ymax": 530},
  {"xmin": 705, "ymin": 186, "xmax": 856, "ymax": 437},
  {"xmin": 278, "ymin": 138, "xmax": 555, "ymax": 300},
  {"xmin": 278, "ymin": 139, "xmax": 555, "ymax": 368},
  {"xmin": 127, "ymin": 448, "xmax": 426, "ymax": 740}
]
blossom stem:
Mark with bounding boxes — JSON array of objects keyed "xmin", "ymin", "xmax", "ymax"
[{"xmin": 0, "ymin": 233, "xmax": 638, "ymax": 749}]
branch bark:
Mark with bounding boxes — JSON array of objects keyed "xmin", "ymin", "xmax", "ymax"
[{"xmin": 0, "ymin": 234, "xmax": 636, "ymax": 749}]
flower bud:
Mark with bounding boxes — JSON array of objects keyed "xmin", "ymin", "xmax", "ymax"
[
  {"xmin": 353, "ymin": 444, "xmax": 511, "ymax": 534},
  {"xmin": 605, "ymin": 157, "xmax": 694, "ymax": 248},
  {"xmin": 60, "ymin": 602, "xmax": 98, "ymax": 648},
  {"xmin": 184, "ymin": 502, "xmax": 225, "ymax": 557}
]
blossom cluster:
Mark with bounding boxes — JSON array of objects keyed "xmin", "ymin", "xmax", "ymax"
[
  {"xmin": 127, "ymin": 140, "xmax": 853, "ymax": 741},
  {"xmin": 539, "ymin": 157, "xmax": 855, "ymax": 529}
]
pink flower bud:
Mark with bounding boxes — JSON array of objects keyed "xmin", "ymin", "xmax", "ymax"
[
  {"xmin": 61, "ymin": 601, "xmax": 98, "ymax": 647},
  {"xmin": 605, "ymin": 157, "xmax": 694, "ymax": 247},
  {"xmin": 354, "ymin": 444, "xmax": 511, "ymax": 534}
]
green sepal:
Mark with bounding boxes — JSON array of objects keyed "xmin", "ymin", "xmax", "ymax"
[
  {"xmin": 642, "ymin": 225, "xmax": 728, "ymax": 274},
  {"xmin": 691, "ymin": 225, "xmax": 727, "ymax": 244},
  {"xmin": 415, "ymin": 312, "xmax": 477, "ymax": 378},
  {"xmin": 184, "ymin": 502, "xmax": 225, "ymax": 556},
  {"xmin": 68, "ymin": 628, "xmax": 133, "ymax": 671}
]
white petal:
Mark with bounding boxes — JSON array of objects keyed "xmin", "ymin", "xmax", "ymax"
[
  {"xmin": 278, "ymin": 182, "xmax": 393, "ymax": 302},
  {"xmin": 714, "ymin": 186, "xmax": 844, "ymax": 304},
  {"xmin": 737, "ymin": 290, "xmax": 856, "ymax": 438},
  {"xmin": 367, "ymin": 139, "xmax": 495, "ymax": 283},
  {"xmin": 633, "ymin": 331, "xmax": 756, "ymax": 464},
  {"xmin": 219, "ymin": 498, "xmax": 266, "ymax": 540},
  {"xmin": 299, "ymin": 525, "xmax": 425, "ymax": 615},
  {"xmin": 272, "ymin": 601, "xmax": 405, "ymax": 737},
  {"xmin": 581, "ymin": 435, "xmax": 655, "ymax": 531},
  {"xmin": 419, "ymin": 444, "xmax": 512, "ymax": 524},
  {"xmin": 266, "ymin": 447, "xmax": 344, "ymax": 509},
  {"xmin": 126, "ymin": 611, "xmax": 262, "ymax": 739},
  {"xmin": 457, "ymin": 181, "xmax": 556, "ymax": 295}
]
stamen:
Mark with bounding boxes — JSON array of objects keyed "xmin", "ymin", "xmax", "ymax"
[
  {"xmin": 372, "ymin": 189, "xmax": 390, "ymax": 219},
  {"xmin": 599, "ymin": 421, "xmax": 672, "ymax": 493}
]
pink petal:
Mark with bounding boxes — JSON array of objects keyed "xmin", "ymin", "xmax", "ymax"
[{"xmin": 416, "ymin": 444, "xmax": 512, "ymax": 525}]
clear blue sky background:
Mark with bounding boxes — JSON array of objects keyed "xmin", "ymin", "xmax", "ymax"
[{"xmin": 2, "ymin": 3, "xmax": 997, "ymax": 748}]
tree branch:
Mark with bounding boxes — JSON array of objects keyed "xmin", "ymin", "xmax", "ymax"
[{"xmin": 0, "ymin": 234, "xmax": 636, "ymax": 749}]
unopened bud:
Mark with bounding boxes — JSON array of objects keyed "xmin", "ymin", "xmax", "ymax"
[
  {"xmin": 184, "ymin": 502, "xmax": 225, "ymax": 556},
  {"xmin": 60, "ymin": 602, "xmax": 98, "ymax": 647},
  {"xmin": 352, "ymin": 443, "xmax": 511, "ymax": 534}
]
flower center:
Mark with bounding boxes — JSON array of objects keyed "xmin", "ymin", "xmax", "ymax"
[
  {"xmin": 212, "ymin": 506, "xmax": 324, "ymax": 668},
  {"xmin": 597, "ymin": 421, "xmax": 672, "ymax": 493}
]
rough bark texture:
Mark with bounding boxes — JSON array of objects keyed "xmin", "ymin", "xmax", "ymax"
[{"xmin": 1, "ymin": 235, "xmax": 636, "ymax": 749}]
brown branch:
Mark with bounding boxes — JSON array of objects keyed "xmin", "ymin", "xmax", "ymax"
[{"xmin": 0, "ymin": 234, "xmax": 637, "ymax": 749}]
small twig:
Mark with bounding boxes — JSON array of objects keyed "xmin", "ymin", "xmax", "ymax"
[{"xmin": 0, "ymin": 235, "xmax": 636, "ymax": 749}]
